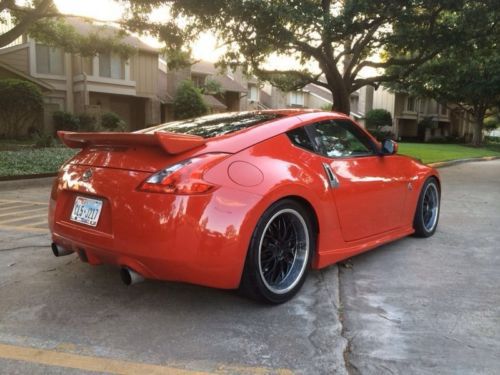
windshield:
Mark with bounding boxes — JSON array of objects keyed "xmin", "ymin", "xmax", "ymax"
[{"xmin": 138, "ymin": 112, "xmax": 284, "ymax": 138}]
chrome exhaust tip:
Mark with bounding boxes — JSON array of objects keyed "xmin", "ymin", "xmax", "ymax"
[
  {"xmin": 120, "ymin": 268, "xmax": 144, "ymax": 286},
  {"xmin": 51, "ymin": 242, "xmax": 73, "ymax": 257}
]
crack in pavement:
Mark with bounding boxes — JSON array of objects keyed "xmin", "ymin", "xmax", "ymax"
[{"xmin": 337, "ymin": 264, "xmax": 355, "ymax": 375}]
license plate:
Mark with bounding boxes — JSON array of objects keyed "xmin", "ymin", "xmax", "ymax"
[{"xmin": 70, "ymin": 196, "xmax": 103, "ymax": 227}]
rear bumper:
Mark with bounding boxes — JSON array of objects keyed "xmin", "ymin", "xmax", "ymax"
[{"xmin": 49, "ymin": 166, "xmax": 262, "ymax": 289}]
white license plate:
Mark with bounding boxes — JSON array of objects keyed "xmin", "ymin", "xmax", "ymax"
[{"xmin": 70, "ymin": 196, "xmax": 103, "ymax": 227}]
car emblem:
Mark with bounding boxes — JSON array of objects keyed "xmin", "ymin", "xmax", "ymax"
[
  {"xmin": 408, "ymin": 182, "xmax": 413, "ymax": 191},
  {"xmin": 81, "ymin": 169, "xmax": 93, "ymax": 182}
]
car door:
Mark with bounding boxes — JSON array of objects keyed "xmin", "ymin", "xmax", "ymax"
[{"xmin": 307, "ymin": 119, "xmax": 410, "ymax": 242}]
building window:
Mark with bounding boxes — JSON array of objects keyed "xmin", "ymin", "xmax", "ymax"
[
  {"xmin": 440, "ymin": 103, "xmax": 448, "ymax": 116},
  {"xmin": 82, "ymin": 56, "xmax": 93, "ymax": 76},
  {"xmin": 99, "ymin": 53, "xmax": 125, "ymax": 79},
  {"xmin": 290, "ymin": 91, "xmax": 304, "ymax": 106},
  {"xmin": 36, "ymin": 44, "xmax": 65, "ymax": 75},
  {"xmin": 406, "ymin": 96, "xmax": 416, "ymax": 112},
  {"xmin": 191, "ymin": 74, "xmax": 206, "ymax": 89},
  {"xmin": 350, "ymin": 95, "xmax": 359, "ymax": 113},
  {"xmin": 248, "ymin": 84, "xmax": 258, "ymax": 101}
]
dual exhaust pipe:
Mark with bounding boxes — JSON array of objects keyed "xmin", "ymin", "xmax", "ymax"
[
  {"xmin": 51, "ymin": 242, "xmax": 144, "ymax": 285},
  {"xmin": 120, "ymin": 267, "xmax": 144, "ymax": 286},
  {"xmin": 51, "ymin": 243, "xmax": 73, "ymax": 257}
]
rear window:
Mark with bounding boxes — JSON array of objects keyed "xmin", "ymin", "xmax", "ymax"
[{"xmin": 138, "ymin": 112, "xmax": 284, "ymax": 138}]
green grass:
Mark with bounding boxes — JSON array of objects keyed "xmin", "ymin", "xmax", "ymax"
[
  {"xmin": 0, "ymin": 148, "xmax": 77, "ymax": 177},
  {"xmin": 1, "ymin": 141, "xmax": 499, "ymax": 177},
  {"xmin": 398, "ymin": 143, "xmax": 500, "ymax": 164}
]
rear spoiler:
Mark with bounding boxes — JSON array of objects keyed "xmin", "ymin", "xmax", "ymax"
[{"xmin": 57, "ymin": 131, "xmax": 206, "ymax": 154}]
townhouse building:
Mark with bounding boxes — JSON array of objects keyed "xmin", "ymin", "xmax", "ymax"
[{"xmin": 0, "ymin": 17, "xmax": 162, "ymax": 133}]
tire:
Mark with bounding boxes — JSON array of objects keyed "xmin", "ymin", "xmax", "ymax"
[
  {"xmin": 413, "ymin": 177, "xmax": 441, "ymax": 237},
  {"xmin": 240, "ymin": 199, "xmax": 315, "ymax": 304}
]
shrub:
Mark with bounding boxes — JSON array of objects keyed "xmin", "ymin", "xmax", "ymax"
[
  {"xmin": 203, "ymin": 79, "xmax": 223, "ymax": 95},
  {"xmin": 53, "ymin": 111, "xmax": 79, "ymax": 132},
  {"xmin": 0, "ymin": 79, "xmax": 43, "ymax": 138},
  {"xmin": 77, "ymin": 113, "xmax": 97, "ymax": 132},
  {"xmin": 33, "ymin": 134, "xmax": 55, "ymax": 148},
  {"xmin": 365, "ymin": 109, "xmax": 392, "ymax": 129},
  {"xmin": 369, "ymin": 128, "xmax": 395, "ymax": 141},
  {"xmin": 484, "ymin": 116, "xmax": 499, "ymax": 132},
  {"xmin": 100, "ymin": 112, "xmax": 125, "ymax": 131},
  {"xmin": 173, "ymin": 80, "xmax": 208, "ymax": 120}
]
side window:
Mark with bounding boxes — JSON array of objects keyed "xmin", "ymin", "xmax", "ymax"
[
  {"xmin": 311, "ymin": 120, "xmax": 374, "ymax": 158},
  {"xmin": 287, "ymin": 126, "xmax": 315, "ymax": 152}
]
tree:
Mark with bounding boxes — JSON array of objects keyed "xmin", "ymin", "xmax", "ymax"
[
  {"xmin": 124, "ymin": 0, "xmax": 493, "ymax": 115},
  {"xmin": 0, "ymin": 0, "xmax": 54, "ymax": 48},
  {"xmin": 388, "ymin": 12, "xmax": 500, "ymax": 146},
  {"xmin": 1, "ymin": 0, "xmax": 135, "ymax": 56},
  {"xmin": 173, "ymin": 80, "xmax": 208, "ymax": 120},
  {"xmin": 0, "ymin": 79, "xmax": 43, "ymax": 138}
]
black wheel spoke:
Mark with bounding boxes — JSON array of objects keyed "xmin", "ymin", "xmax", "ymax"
[
  {"xmin": 258, "ymin": 209, "xmax": 310, "ymax": 294},
  {"xmin": 422, "ymin": 184, "xmax": 439, "ymax": 231}
]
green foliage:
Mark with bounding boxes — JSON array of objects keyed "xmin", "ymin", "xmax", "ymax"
[
  {"xmin": 100, "ymin": 112, "xmax": 125, "ymax": 131},
  {"xmin": 53, "ymin": 111, "xmax": 79, "ymax": 132},
  {"xmin": 0, "ymin": 79, "xmax": 43, "ymax": 138},
  {"xmin": 173, "ymin": 81, "xmax": 208, "ymax": 120},
  {"xmin": 398, "ymin": 143, "xmax": 500, "ymax": 164},
  {"xmin": 419, "ymin": 117, "xmax": 438, "ymax": 130},
  {"xmin": 1, "ymin": 1, "xmax": 136, "ymax": 56},
  {"xmin": 320, "ymin": 104, "xmax": 332, "ymax": 111},
  {"xmin": 202, "ymin": 79, "xmax": 223, "ymax": 95},
  {"xmin": 365, "ymin": 109, "xmax": 392, "ymax": 129},
  {"xmin": 484, "ymin": 116, "xmax": 499, "ymax": 132},
  {"xmin": 369, "ymin": 128, "xmax": 395, "ymax": 142},
  {"xmin": 29, "ymin": 18, "xmax": 137, "ymax": 58},
  {"xmin": 32, "ymin": 134, "xmax": 55, "ymax": 148},
  {"xmin": 387, "ymin": 4, "xmax": 500, "ymax": 146},
  {"xmin": 0, "ymin": 148, "xmax": 77, "ymax": 177},
  {"xmin": 124, "ymin": 0, "xmax": 494, "ymax": 114},
  {"xmin": 76, "ymin": 113, "xmax": 97, "ymax": 132},
  {"xmin": 54, "ymin": 111, "xmax": 120, "ymax": 133}
]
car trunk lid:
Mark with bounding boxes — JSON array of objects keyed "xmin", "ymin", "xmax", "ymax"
[{"xmin": 58, "ymin": 131, "xmax": 207, "ymax": 172}]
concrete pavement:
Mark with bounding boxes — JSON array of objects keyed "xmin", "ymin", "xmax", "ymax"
[
  {"xmin": 0, "ymin": 177, "xmax": 347, "ymax": 374},
  {"xmin": 340, "ymin": 159, "xmax": 500, "ymax": 374},
  {"xmin": 1, "ymin": 160, "xmax": 499, "ymax": 374}
]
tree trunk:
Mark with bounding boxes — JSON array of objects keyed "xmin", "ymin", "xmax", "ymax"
[
  {"xmin": 471, "ymin": 108, "xmax": 485, "ymax": 147},
  {"xmin": 329, "ymin": 86, "xmax": 351, "ymax": 115}
]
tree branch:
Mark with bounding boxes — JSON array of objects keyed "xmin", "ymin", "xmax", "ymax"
[
  {"xmin": 0, "ymin": 0, "xmax": 54, "ymax": 48},
  {"xmin": 0, "ymin": 0, "xmax": 14, "ymax": 13},
  {"xmin": 344, "ymin": 17, "xmax": 386, "ymax": 80}
]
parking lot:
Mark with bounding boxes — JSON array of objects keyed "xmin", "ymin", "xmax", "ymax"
[{"xmin": 0, "ymin": 160, "xmax": 499, "ymax": 374}]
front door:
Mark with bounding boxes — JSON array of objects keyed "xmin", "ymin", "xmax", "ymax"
[{"xmin": 308, "ymin": 120, "xmax": 409, "ymax": 242}]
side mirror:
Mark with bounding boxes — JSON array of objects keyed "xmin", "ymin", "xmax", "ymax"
[{"xmin": 381, "ymin": 139, "xmax": 398, "ymax": 155}]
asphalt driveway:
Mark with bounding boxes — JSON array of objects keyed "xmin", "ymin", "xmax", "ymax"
[{"xmin": 0, "ymin": 160, "xmax": 499, "ymax": 374}]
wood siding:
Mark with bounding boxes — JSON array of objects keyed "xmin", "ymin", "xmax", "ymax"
[
  {"xmin": 131, "ymin": 52, "xmax": 158, "ymax": 97},
  {"xmin": 0, "ymin": 46, "xmax": 30, "ymax": 74}
]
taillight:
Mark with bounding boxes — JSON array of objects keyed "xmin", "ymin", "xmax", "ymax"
[{"xmin": 138, "ymin": 153, "xmax": 229, "ymax": 194}]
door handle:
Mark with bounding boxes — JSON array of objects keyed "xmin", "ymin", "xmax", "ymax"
[{"xmin": 322, "ymin": 163, "xmax": 340, "ymax": 189}]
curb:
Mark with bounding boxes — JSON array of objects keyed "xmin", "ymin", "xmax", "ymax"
[
  {"xmin": 428, "ymin": 156, "xmax": 500, "ymax": 168},
  {"xmin": 0, "ymin": 172, "xmax": 57, "ymax": 182}
]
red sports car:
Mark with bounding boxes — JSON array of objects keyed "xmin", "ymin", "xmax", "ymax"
[{"xmin": 49, "ymin": 110, "xmax": 440, "ymax": 303}]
